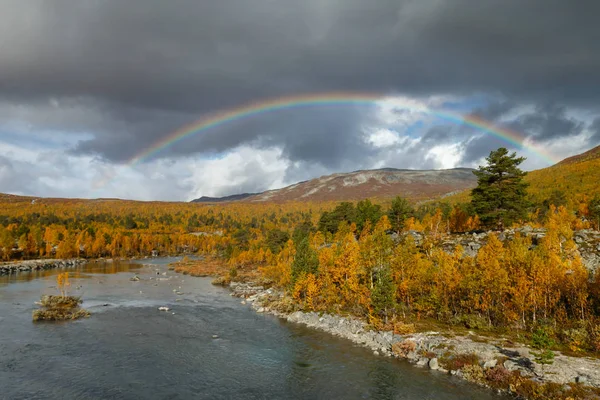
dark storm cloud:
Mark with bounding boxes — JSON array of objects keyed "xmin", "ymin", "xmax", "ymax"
[
  {"xmin": 459, "ymin": 134, "xmax": 515, "ymax": 165},
  {"xmin": 1, "ymin": 0, "xmax": 600, "ymax": 168},
  {"xmin": 508, "ymin": 104, "xmax": 584, "ymax": 142},
  {"xmin": 421, "ymin": 126, "xmax": 453, "ymax": 143},
  {"xmin": 590, "ymin": 118, "xmax": 600, "ymax": 147},
  {"xmin": 470, "ymin": 100, "xmax": 517, "ymax": 121}
]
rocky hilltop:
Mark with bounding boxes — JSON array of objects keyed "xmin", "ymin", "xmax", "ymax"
[
  {"xmin": 189, "ymin": 168, "xmax": 477, "ymax": 204},
  {"xmin": 247, "ymin": 167, "xmax": 477, "ymax": 203}
]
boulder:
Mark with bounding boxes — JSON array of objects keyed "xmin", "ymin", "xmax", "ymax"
[
  {"xmin": 429, "ymin": 358, "xmax": 439, "ymax": 370},
  {"xmin": 416, "ymin": 357, "xmax": 429, "ymax": 367}
]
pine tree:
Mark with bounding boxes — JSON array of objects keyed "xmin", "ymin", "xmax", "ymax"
[
  {"xmin": 387, "ymin": 196, "xmax": 414, "ymax": 233},
  {"xmin": 471, "ymin": 148, "xmax": 530, "ymax": 229},
  {"xmin": 588, "ymin": 195, "xmax": 600, "ymax": 230},
  {"xmin": 356, "ymin": 199, "xmax": 383, "ymax": 233}
]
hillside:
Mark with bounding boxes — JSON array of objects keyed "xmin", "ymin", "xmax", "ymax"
[
  {"xmin": 441, "ymin": 144, "xmax": 600, "ymax": 207},
  {"xmin": 525, "ymin": 145, "xmax": 600, "ymax": 207},
  {"xmin": 555, "ymin": 144, "xmax": 600, "ymax": 166},
  {"xmin": 243, "ymin": 168, "xmax": 477, "ymax": 203}
]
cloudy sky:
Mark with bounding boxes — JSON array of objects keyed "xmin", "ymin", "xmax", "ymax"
[{"xmin": 1, "ymin": 0, "xmax": 599, "ymax": 201}]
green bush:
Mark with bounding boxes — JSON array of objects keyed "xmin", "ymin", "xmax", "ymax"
[
  {"xmin": 534, "ymin": 349, "xmax": 555, "ymax": 365},
  {"xmin": 531, "ymin": 327, "xmax": 555, "ymax": 350},
  {"xmin": 462, "ymin": 314, "xmax": 488, "ymax": 330},
  {"xmin": 561, "ymin": 327, "xmax": 588, "ymax": 352}
]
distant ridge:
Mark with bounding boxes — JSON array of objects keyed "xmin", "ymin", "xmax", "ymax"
[{"xmin": 190, "ymin": 193, "xmax": 257, "ymax": 203}]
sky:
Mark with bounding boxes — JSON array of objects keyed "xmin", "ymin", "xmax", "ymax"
[{"xmin": 1, "ymin": 0, "xmax": 599, "ymax": 201}]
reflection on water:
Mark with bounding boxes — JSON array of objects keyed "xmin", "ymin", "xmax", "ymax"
[
  {"xmin": 0, "ymin": 258, "xmax": 509, "ymax": 400},
  {"xmin": 0, "ymin": 262, "xmax": 141, "ymax": 285}
]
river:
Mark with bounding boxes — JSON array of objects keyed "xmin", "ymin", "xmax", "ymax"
[{"xmin": 0, "ymin": 258, "xmax": 508, "ymax": 399}]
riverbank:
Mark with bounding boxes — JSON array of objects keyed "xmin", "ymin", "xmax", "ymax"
[
  {"xmin": 226, "ymin": 281, "xmax": 600, "ymax": 399},
  {"xmin": 0, "ymin": 258, "xmax": 87, "ymax": 275}
]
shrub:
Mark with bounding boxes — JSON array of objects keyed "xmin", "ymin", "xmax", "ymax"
[
  {"xmin": 211, "ymin": 275, "xmax": 230, "ymax": 286},
  {"xmin": 33, "ymin": 308, "xmax": 90, "ymax": 322},
  {"xmin": 440, "ymin": 353, "xmax": 480, "ymax": 371},
  {"xmin": 39, "ymin": 294, "xmax": 81, "ymax": 309},
  {"xmin": 394, "ymin": 322, "xmax": 416, "ymax": 335},
  {"xmin": 32, "ymin": 295, "xmax": 90, "ymax": 322},
  {"xmin": 270, "ymin": 296, "xmax": 296, "ymax": 314},
  {"xmin": 561, "ymin": 327, "xmax": 588, "ymax": 352},
  {"xmin": 392, "ymin": 340, "xmax": 416, "ymax": 357},
  {"xmin": 462, "ymin": 314, "xmax": 488, "ymax": 330},
  {"xmin": 531, "ymin": 326, "xmax": 555, "ymax": 350},
  {"xmin": 589, "ymin": 323, "xmax": 600, "ymax": 352},
  {"xmin": 485, "ymin": 366, "xmax": 512, "ymax": 387},
  {"xmin": 462, "ymin": 364, "xmax": 485, "ymax": 384},
  {"xmin": 533, "ymin": 349, "xmax": 555, "ymax": 365}
]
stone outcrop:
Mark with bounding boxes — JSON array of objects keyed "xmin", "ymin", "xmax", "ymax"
[
  {"xmin": 401, "ymin": 227, "xmax": 600, "ymax": 272},
  {"xmin": 0, "ymin": 259, "xmax": 86, "ymax": 275}
]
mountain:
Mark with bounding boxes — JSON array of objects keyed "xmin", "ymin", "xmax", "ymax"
[
  {"xmin": 235, "ymin": 168, "xmax": 477, "ymax": 203},
  {"xmin": 191, "ymin": 193, "xmax": 257, "ymax": 203}
]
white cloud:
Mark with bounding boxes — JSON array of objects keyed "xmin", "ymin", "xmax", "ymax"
[
  {"xmin": 425, "ymin": 143, "xmax": 464, "ymax": 169},
  {"xmin": 184, "ymin": 145, "xmax": 289, "ymax": 200},
  {"xmin": 366, "ymin": 128, "xmax": 401, "ymax": 148}
]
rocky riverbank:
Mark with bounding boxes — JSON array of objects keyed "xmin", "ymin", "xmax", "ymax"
[
  {"xmin": 0, "ymin": 259, "xmax": 86, "ymax": 275},
  {"xmin": 227, "ymin": 281, "xmax": 600, "ymax": 396}
]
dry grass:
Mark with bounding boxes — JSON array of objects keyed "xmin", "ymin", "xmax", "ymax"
[
  {"xmin": 32, "ymin": 308, "xmax": 90, "ymax": 321},
  {"xmin": 172, "ymin": 257, "xmax": 229, "ymax": 277},
  {"xmin": 39, "ymin": 294, "xmax": 81, "ymax": 308},
  {"xmin": 32, "ymin": 295, "xmax": 90, "ymax": 322}
]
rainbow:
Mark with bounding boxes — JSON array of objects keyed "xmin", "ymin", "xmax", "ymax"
[
  {"xmin": 94, "ymin": 92, "xmax": 558, "ymax": 189},
  {"xmin": 127, "ymin": 92, "xmax": 557, "ymax": 166}
]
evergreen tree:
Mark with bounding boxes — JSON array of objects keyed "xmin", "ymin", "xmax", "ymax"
[
  {"xmin": 318, "ymin": 202, "xmax": 357, "ymax": 234},
  {"xmin": 291, "ymin": 236, "xmax": 319, "ymax": 283},
  {"xmin": 387, "ymin": 196, "xmax": 413, "ymax": 233},
  {"xmin": 540, "ymin": 190, "xmax": 567, "ymax": 219},
  {"xmin": 471, "ymin": 148, "xmax": 530, "ymax": 229},
  {"xmin": 356, "ymin": 199, "xmax": 383, "ymax": 233},
  {"xmin": 589, "ymin": 195, "xmax": 600, "ymax": 230},
  {"xmin": 371, "ymin": 266, "xmax": 396, "ymax": 323}
]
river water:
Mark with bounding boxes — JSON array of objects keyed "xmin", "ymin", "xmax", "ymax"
[{"xmin": 0, "ymin": 258, "xmax": 508, "ymax": 399}]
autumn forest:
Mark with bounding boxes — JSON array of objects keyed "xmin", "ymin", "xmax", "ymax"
[{"xmin": 2, "ymin": 147, "xmax": 600, "ymax": 355}]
